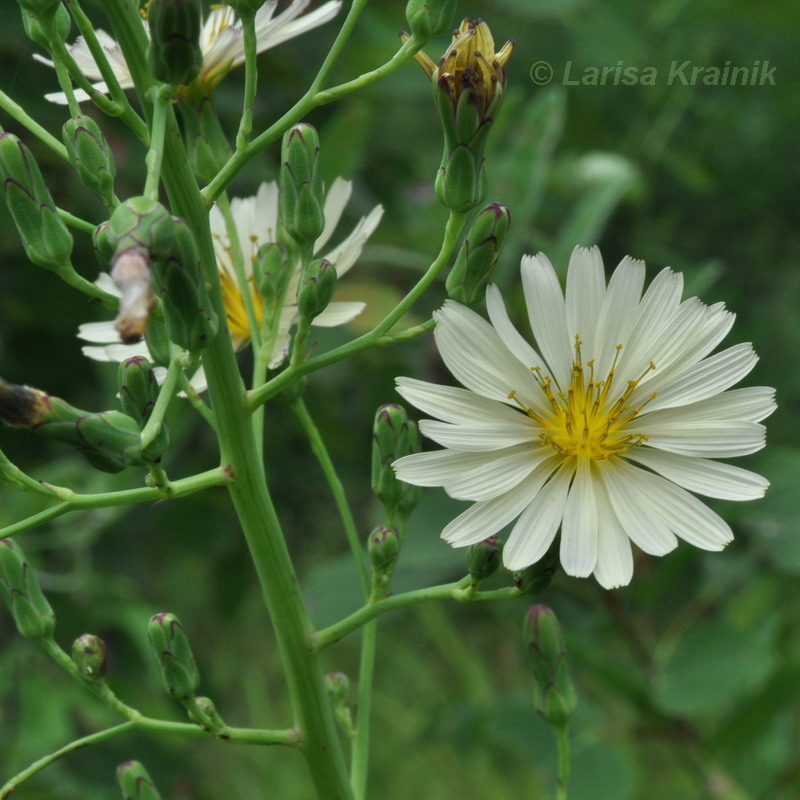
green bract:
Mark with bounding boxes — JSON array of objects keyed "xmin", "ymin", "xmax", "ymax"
[{"xmin": 0, "ymin": 538, "xmax": 56, "ymax": 641}]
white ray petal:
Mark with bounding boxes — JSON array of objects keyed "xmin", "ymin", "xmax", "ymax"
[
  {"xmin": 593, "ymin": 477, "xmax": 634, "ymax": 589},
  {"xmin": 312, "ymin": 302, "xmax": 365, "ymax": 327},
  {"xmin": 560, "ymin": 458, "xmax": 598, "ymax": 577},
  {"xmin": 565, "ymin": 246, "xmax": 605, "ymax": 359},
  {"xmin": 419, "ymin": 419, "xmax": 537, "ymax": 451},
  {"xmin": 638, "ymin": 421, "xmax": 766, "ymax": 458},
  {"xmin": 77, "ymin": 321, "xmax": 121, "ymax": 343},
  {"xmin": 393, "ymin": 449, "xmax": 510, "ymax": 488}
]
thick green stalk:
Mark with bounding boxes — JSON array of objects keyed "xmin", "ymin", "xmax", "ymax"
[{"xmin": 103, "ymin": 4, "xmax": 354, "ymax": 796}]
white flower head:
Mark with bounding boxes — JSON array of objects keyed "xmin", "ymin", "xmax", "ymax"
[
  {"xmin": 393, "ymin": 247, "xmax": 775, "ymax": 589},
  {"xmin": 35, "ymin": 0, "xmax": 342, "ymax": 104},
  {"xmin": 78, "ymin": 178, "xmax": 382, "ymax": 391}
]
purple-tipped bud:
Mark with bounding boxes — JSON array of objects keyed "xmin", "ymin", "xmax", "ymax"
[
  {"xmin": 372, "ymin": 404, "xmax": 416, "ymax": 512},
  {"xmin": 296, "ymin": 258, "xmax": 336, "ymax": 322},
  {"xmin": 325, "ymin": 672, "xmax": 350, "ymax": 703},
  {"xmin": 279, "ymin": 123, "xmax": 324, "ymax": 249},
  {"xmin": 367, "ymin": 525, "xmax": 400, "ymax": 572},
  {"xmin": 116, "ymin": 760, "xmax": 162, "ymax": 800},
  {"xmin": 72, "ymin": 633, "xmax": 108, "ymax": 679},
  {"xmin": 466, "ymin": 536, "xmax": 504, "ymax": 582},
  {"xmin": 148, "ymin": 612, "xmax": 200, "ymax": 703},
  {"xmin": 0, "ymin": 538, "xmax": 55, "ymax": 640}
]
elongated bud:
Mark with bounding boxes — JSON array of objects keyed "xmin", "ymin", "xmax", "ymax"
[
  {"xmin": 0, "ymin": 131, "xmax": 73, "ymax": 272},
  {"xmin": 118, "ymin": 357, "xmax": 169, "ymax": 461},
  {"xmin": 0, "ymin": 538, "xmax": 55, "ymax": 640},
  {"xmin": 253, "ymin": 242, "xmax": 292, "ymax": 305},
  {"xmin": 148, "ymin": 612, "xmax": 200, "ymax": 702},
  {"xmin": 152, "ymin": 218, "xmax": 218, "ymax": 351},
  {"xmin": 145, "ymin": 317, "xmax": 171, "ymax": 368},
  {"xmin": 446, "ymin": 203, "xmax": 511, "ymax": 304},
  {"xmin": 396, "ymin": 419, "xmax": 422, "ymax": 518},
  {"xmin": 21, "ymin": 3, "xmax": 71, "ymax": 48},
  {"xmin": 116, "ymin": 760, "xmax": 162, "ymax": 800},
  {"xmin": 513, "ymin": 541, "xmax": 559, "ymax": 595},
  {"xmin": 368, "ymin": 525, "xmax": 400, "ymax": 572},
  {"xmin": 0, "ymin": 377, "xmax": 144, "ymax": 472},
  {"xmin": 466, "ymin": 536, "xmax": 503, "ymax": 582},
  {"xmin": 279, "ymin": 124, "xmax": 325, "ymax": 250},
  {"xmin": 524, "ymin": 605, "xmax": 577, "ymax": 726},
  {"xmin": 72, "ymin": 633, "xmax": 108, "ymax": 679},
  {"xmin": 147, "ymin": 0, "xmax": 203, "ymax": 86},
  {"xmin": 372, "ymin": 404, "xmax": 416, "ymax": 511},
  {"xmin": 297, "ymin": 258, "xmax": 336, "ymax": 322},
  {"xmin": 405, "ymin": 0, "xmax": 457, "ymax": 40},
  {"xmin": 62, "ymin": 115, "xmax": 116, "ymax": 207}
]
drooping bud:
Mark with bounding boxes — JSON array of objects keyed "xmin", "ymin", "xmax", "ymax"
[
  {"xmin": 279, "ymin": 124, "xmax": 325, "ymax": 251},
  {"xmin": 446, "ymin": 203, "xmax": 511, "ymax": 304},
  {"xmin": 0, "ymin": 131, "xmax": 73, "ymax": 273},
  {"xmin": 296, "ymin": 258, "xmax": 336, "ymax": 322},
  {"xmin": 523, "ymin": 605, "xmax": 577, "ymax": 726},
  {"xmin": 62, "ymin": 115, "xmax": 117, "ymax": 207},
  {"xmin": 513, "ymin": 541, "xmax": 559, "ymax": 595},
  {"xmin": 405, "ymin": 0, "xmax": 457, "ymax": 40},
  {"xmin": 148, "ymin": 612, "xmax": 200, "ymax": 703},
  {"xmin": 372, "ymin": 404, "xmax": 416, "ymax": 512},
  {"xmin": 253, "ymin": 242, "xmax": 292, "ymax": 306},
  {"xmin": 408, "ymin": 19, "xmax": 514, "ymax": 211},
  {"xmin": 71, "ymin": 633, "xmax": 108, "ymax": 679},
  {"xmin": 147, "ymin": 0, "xmax": 203, "ymax": 86},
  {"xmin": 367, "ymin": 525, "xmax": 400, "ymax": 573},
  {"xmin": 116, "ymin": 760, "xmax": 162, "ymax": 800},
  {"xmin": 118, "ymin": 357, "xmax": 169, "ymax": 461},
  {"xmin": 0, "ymin": 538, "xmax": 55, "ymax": 641},
  {"xmin": 151, "ymin": 217, "xmax": 218, "ymax": 351},
  {"xmin": 466, "ymin": 536, "xmax": 504, "ymax": 582},
  {"xmin": 0, "ymin": 377, "xmax": 144, "ymax": 472},
  {"xmin": 21, "ymin": 3, "xmax": 71, "ymax": 49}
]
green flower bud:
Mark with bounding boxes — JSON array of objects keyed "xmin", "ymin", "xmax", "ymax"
[
  {"xmin": 152, "ymin": 218, "xmax": 219, "ymax": 351},
  {"xmin": 523, "ymin": 605, "xmax": 578, "ymax": 726},
  {"xmin": 62, "ymin": 115, "xmax": 116, "ymax": 207},
  {"xmin": 118, "ymin": 357, "xmax": 169, "ymax": 461},
  {"xmin": 145, "ymin": 317, "xmax": 171, "ymax": 368},
  {"xmin": 367, "ymin": 525, "xmax": 400, "ymax": 572},
  {"xmin": 21, "ymin": 3, "xmax": 70, "ymax": 48},
  {"xmin": 279, "ymin": 123, "xmax": 325, "ymax": 250},
  {"xmin": 0, "ymin": 538, "xmax": 55, "ymax": 640},
  {"xmin": 0, "ymin": 377, "xmax": 144, "ymax": 472},
  {"xmin": 116, "ymin": 760, "xmax": 162, "ymax": 800},
  {"xmin": 325, "ymin": 672, "xmax": 350, "ymax": 703},
  {"xmin": 71, "ymin": 633, "xmax": 108, "ymax": 679},
  {"xmin": 224, "ymin": 0, "xmax": 263, "ymax": 16},
  {"xmin": 147, "ymin": 0, "xmax": 203, "ymax": 86},
  {"xmin": 190, "ymin": 695, "xmax": 226, "ymax": 733},
  {"xmin": 372, "ymin": 404, "xmax": 415, "ymax": 511},
  {"xmin": 446, "ymin": 203, "xmax": 511, "ymax": 304},
  {"xmin": 0, "ymin": 131, "xmax": 73, "ymax": 272},
  {"xmin": 296, "ymin": 258, "xmax": 336, "ymax": 322},
  {"xmin": 396, "ymin": 419, "xmax": 422, "ymax": 518},
  {"xmin": 253, "ymin": 242, "xmax": 292, "ymax": 306},
  {"xmin": 148, "ymin": 612, "xmax": 200, "ymax": 703},
  {"xmin": 466, "ymin": 536, "xmax": 504, "ymax": 582},
  {"xmin": 405, "ymin": 0, "xmax": 457, "ymax": 40},
  {"xmin": 180, "ymin": 98, "xmax": 231, "ymax": 182},
  {"xmin": 16, "ymin": 0, "xmax": 62, "ymax": 16},
  {"xmin": 513, "ymin": 541, "xmax": 559, "ymax": 595}
]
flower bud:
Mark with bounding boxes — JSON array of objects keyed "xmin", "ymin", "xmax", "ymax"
[
  {"xmin": 325, "ymin": 672, "xmax": 350, "ymax": 703},
  {"xmin": 372, "ymin": 404, "xmax": 415, "ymax": 511},
  {"xmin": 367, "ymin": 525, "xmax": 400, "ymax": 572},
  {"xmin": 466, "ymin": 536, "xmax": 503, "ymax": 582},
  {"xmin": 0, "ymin": 131, "xmax": 73, "ymax": 272},
  {"xmin": 0, "ymin": 377, "xmax": 144, "ymax": 472},
  {"xmin": 72, "ymin": 633, "xmax": 108, "ymax": 679},
  {"xmin": 93, "ymin": 221, "xmax": 115, "ymax": 269},
  {"xmin": 224, "ymin": 0, "xmax": 263, "ymax": 15},
  {"xmin": 279, "ymin": 124, "xmax": 325, "ymax": 250},
  {"xmin": 21, "ymin": 3, "xmax": 71, "ymax": 49},
  {"xmin": 116, "ymin": 760, "xmax": 162, "ymax": 800},
  {"xmin": 180, "ymin": 97, "xmax": 231, "ymax": 182},
  {"xmin": 396, "ymin": 419, "xmax": 422, "ymax": 518},
  {"xmin": 191, "ymin": 695, "xmax": 226, "ymax": 733},
  {"xmin": 446, "ymin": 203, "xmax": 511, "ymax": 304},
  {"xmin": 253, "ymin": 242, "xmax": 292, "ymax": 306},
  {"xmin": 147, "ymin": 0, "xmax": 203, "ymax": 86},
  {"xmin": 148, "ymin": 612, "xmax": 200, "ymax": 703},
  {"xmin": 404, "ymin": 0, "xmax": 457, "ymax": 40},
  {"xmin": 523, "ymin": 605, "xmax": 577, "ymax": 726},
  {"xmin": 296, "ymin": 258, "xmax": 336, "ymax": 322},
  {"xmin": 0, "ymin": 538, "xmax": 55, "ymax": 641},
  {"xmin": 118, "ymin": 357, "xmax": 169, "ymax": 461},
  {"xmin": 145, "ymin": 317, "xmax": 171, "ymax": 368},
  {"xmin": 16, "ymin": 0, "xmax": 62, "ymax": 16},
  {"xmin": 62, "ymin": 115, "xmax": 116, "ymax": 207},
  {"xmin": 513, "ymin": 542, "xmax": 559, "ymax": 595}
]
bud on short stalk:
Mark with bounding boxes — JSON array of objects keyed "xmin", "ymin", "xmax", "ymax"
[
  {"xmin": 405, "ymin": 0, "xmax": 457, "ymax": 40},
  {"xmin": 118, "ymin": 357, "xmax": 169, "ymax": 461},
  {"xmin": 148, "ymin": 612, "xmax": 200, "ymax": 703},
  {"xmin": 253, "ymin": 242, "xmax": 292, "ymax": 306},
  {"xmin": 62, "ymin": 115, "xmax": 116, "ymax": 207},
  {"xmin": 466, "ymin": 536, "xmax": 504, "ymax": 583},
  {"xmin": 297, "ymin": 258, "xmax": 336, "ymax": 322},
  {"xmin": 279, "ymin": 123, "xmax": 325, "ymax": 251},
  {"xmin": 21, "ymin": 3, "xmax": 71, "ymax": 49},
  {"xmin": 116, "ymin": 760, "xmax": 162, "ymax": 800},
  {"xmin": 372, "ymin": 404, "xmax": 417, "ymax": 513},
  {"xmin": 0, "ymin": 538, "xmax": 55, "ymax": 641},
  {"xmin": 72, "ymin": 633, "xmax": 108, "ymax": 679}
]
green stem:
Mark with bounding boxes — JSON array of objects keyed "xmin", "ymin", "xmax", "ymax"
[
  {"xmin": 249, "ymin": 211, "xmax": 466, "ymax": 409},
  {"xmin": 555, "ymin": 723, "xmax": 570, "ymax": 800},
  {"xmin": 0, "ymin": 89, "xmax": 69, "ymax": 161},
  {"xmin": 179, "ymin": 372, "xmax": 217, "ymax": 429},
  {"xmin": 51, "ymin": 52, "xmax": 81, "ymax": 116},
  {"xmin": 351, "ymin": 621, "xmax": 377, "ymax": 800},
  {"xmin": 0, "ymin": 467, "xmax": 230, "ymax": 538},
  {"xmin": 376, "ymin": 318, "xmax": 435, "ymax": 346},
  {"xmin": 60, "ymin": 264, "xmax": 119, "ymax": 307},
  {"xmin": 57, "ymin": 208, "xmax": 98, "ymax": 235},
  {"xmin": 235, "ymin": 8, "xmax": 258, "ymax": 151},
  {"xmin": 140, "ymin": 355, "xmax": 183, "ymax": 450},
  {"xmin": 314, "ymin": 582, "xmax": 521, "ymax": 650},
  {"xmin": 143, "ymin": 86, "xmax": 171, "ymax": 199}
]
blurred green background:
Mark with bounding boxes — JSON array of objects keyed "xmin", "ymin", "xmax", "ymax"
[{"xmin": 1, "ymin": 0, "xmax": 799, "ymax": 798}]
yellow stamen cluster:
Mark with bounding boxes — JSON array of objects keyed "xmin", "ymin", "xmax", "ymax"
[{"xmin": 510, "ymin": 337, "xmax": 657, "ymax": 462}]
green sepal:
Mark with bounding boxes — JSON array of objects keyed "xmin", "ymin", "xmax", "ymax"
[
  {"xmin": 21, "ymin": 3, "xmax": 70, "ymax": 48},
  {"xmin": 0, "ymin": 538, "xmax": 55, "ymax": 641},
  {"xmin": 405, "ymin": 0, "xmax": 457, "ymax": 39},
  {"xmin": 116, "ymin": 760, "xmax": 162, "ymax": 800},
  {"xmin": 148, "ymin": 612, "xmax": 200, "ymax": 703},
  {"xmin": 0, "ymin": 132, "xmax": 73, "ymax": 272},
  {"xmin": 296, "ymin": 258, "xmax": 336, "ymax": 322},
  {"xmin": 147, "ymin": 0, "xmax": 203, "ymax": 86},
  {"xmin": 145, "ymin": 317, "xmax": 171, "ymax": 367},
  {"xmin": 107, "ymin": 196, "xmax": 175, "ymax": 261},
  {"xmin": 189, "ymin": 695, "xmax": 226, "ymax": 734},
  {"xmin": 466, "ymin": 535, "xmax": 504, "ymax": 582},
  {"xmin": 62, "ymin": 115, "xmax": 116, "ymax": 206},
  {"xmin": 118, "ymin": 356, "xmax": 169, "ymax": 461},
  {"xmin": 435, "ymin": 144, "xmax": 485, "ymax": 212},
  {"xmin": 72, "ymin": 633, "xmax": 108, "ymax": 679}
]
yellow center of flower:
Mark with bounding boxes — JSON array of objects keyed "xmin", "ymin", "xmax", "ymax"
[{"xmin": 510, "ymin": 337, "xmax": 657, "ymax": 462}]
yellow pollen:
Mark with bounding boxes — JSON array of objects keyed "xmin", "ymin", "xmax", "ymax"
[{"xmin": 509, "ymin": 336, "xmax": 656, "ymax": 461}]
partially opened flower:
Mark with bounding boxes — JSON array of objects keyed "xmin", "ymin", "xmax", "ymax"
[
  {"xmin": 393, "ymin": 247, "xmax": 775, "ymax": 589},
  {"xmin": 78, "ymin": 178, "xmax": 382, "ymax": 391},
  {"xmin": 35, "ymin": 0, "xmax": 342, "ymax": 104}
]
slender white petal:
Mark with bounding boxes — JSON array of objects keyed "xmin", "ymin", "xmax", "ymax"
[
  {"xmin": 485, "ymin": 283, "xmax": 545, "ymax": 371},
  {"xmin": 565, "ymin": 246, "xmax": 606, "ymax": 359},
  {"xmin": 316, "ymin": 178, "xmax": 352, "ymax": 250},
  {"xmin": 312, "ymin": 302, "xmax": 365, "ymax": 327},
  {"xmin": 82, "ymin": 342, "xmax": 149, "ymax": 362},
  {"xmin": 419, "ymin": 419, "xmax": 538, "ymax": 451},
  {"xmin": 394, "ymin": 448, "xmax": 510, "ymax": 488},
  {"xmin": 641, "ymin": 387, "xmax": 776, "ymax": 426},
  {"xmin": 639, "ymin": 421, "xmax": 766, "ymax": 458},
  {"xmin": 322, "ymin": 205, "xmax": 384, "ymax": 277},
  {"xmin": 593, "ymin": 478, "xmax": 634, "ymax": 589},
  {"xmin": 78, "ymin": 321, "xmax": 122, "ymax": 344},
  {"xmin": 559, "ymin": 458, "xmax": 598, "ymax": 577}
]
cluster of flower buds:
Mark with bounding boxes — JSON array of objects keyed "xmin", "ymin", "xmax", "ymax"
[
  {"xmin": 297, "ymin": 258, "xmax": 337, "ymax": 323},
  {"xmin": 116, "ymin": 760, "xmax": 162, "ymax": 800},
  {"xmin": 0, "ymin": 130, "xmax": 73, "ymax": 274},
  {"xmin": 367, "ymin": 524, "xmax": 400, "ymax": 596},
  {"xmin": 71, "ymin": 633, "xmax": 108, "ymax": 680},
  {"xmin": 409, "ymin": 19, "xmax": 514, "ymax": 212},
  {"xmin": 253, "ymin": 242, "xmax": 292, "ymax": 308},
  {"xmin": 523, "ymin": 605, "xmax": 577, "ymax": 727},
  {"xmin": 446, "ymin": 202, "xmax": 511, "ymax": 304},
  {"xmin": 372, "ymin": 404, "xmax": 421, "ymax": 517},
  {"xmin": 118, "ymin": 356, "xmax": 170, "ymax": 462},
  {"xmin": 147, "ymin": 0, "xmax": 203, "ymax": 86},
  {"xmin": 0, "ymin": 376, "xmax": 145, "ymax": 472},
  {"xmin": 0, "ymin": 538, "xmax": 55, "ymax": 641},
  {"xmin": 62, "ymin": 115, "xmax": 117, "ymax": 208}
]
